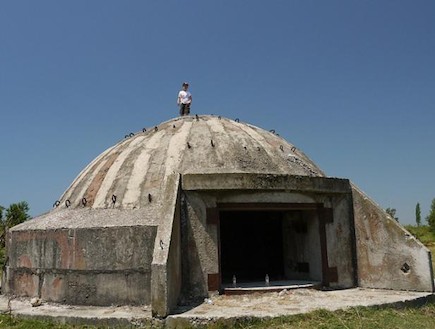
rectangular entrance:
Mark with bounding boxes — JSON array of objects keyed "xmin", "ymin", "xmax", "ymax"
[
  {"xmin": 220, "ymin": 211, "xmax": 284, "ymax": 283},
  {"xmin": 219, "ymin": 208, "xmax": 323, "ymax": 288}
]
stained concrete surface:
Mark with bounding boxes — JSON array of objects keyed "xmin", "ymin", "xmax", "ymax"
[
  {"xmin": 1, "ymin": 288, "xmax": 434, "ymax": 328},
  {"xmin": 0, "ymin": 296, "xmax": 156, "ymax": 327}
]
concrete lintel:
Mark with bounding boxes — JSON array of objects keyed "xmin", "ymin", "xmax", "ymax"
[{"xmin": 182, "ymin": 173, "xmax": 351, "ymax": 194}]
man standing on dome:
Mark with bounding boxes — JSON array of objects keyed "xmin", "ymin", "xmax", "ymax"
[{"xmin": 177, "ymin": 82, "xmax": 192, "ymax": 116}]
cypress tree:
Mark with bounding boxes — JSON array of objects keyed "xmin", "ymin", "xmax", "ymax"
[
  {"xmin": 416, "ymin": 203, "xmax": 421, "ymax": 226},
  {"xmin": 426, "ymin": 198, "xmax": 435, "ymax": 232}
]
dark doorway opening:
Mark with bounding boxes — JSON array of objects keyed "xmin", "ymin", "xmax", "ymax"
[{"xmin": 220, "ymin": 211, "xmax": 285, "ymax": 284}]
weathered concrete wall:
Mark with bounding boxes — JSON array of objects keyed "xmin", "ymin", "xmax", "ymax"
[
  {"xmin": 324, "ymin": 193, "xmax": 357, "ymax": 288},
  {"xmin": 283, "ymin": 211, "xmax": 323, "ymax": 281},
  {"xmin": 151, "ymin": 174, "xmax": 182, "ymax": 318},
  {"xmin": 181, "ymin": 172, "xmax": 356, "ymax": 299},
  {"xmin": 181, "ymin": 191, "xmax": 218, "ymax": 299},
  {"xmin": 3, "ymin": 225, "xmax": 156, "ymax": 305},
  {"xmin": 182, "ymin": 173, "xmax": 350, "ymax": 193},
  {"xmin": 352, "ymin": 184, "xmax": 434, "ymax": 292}
]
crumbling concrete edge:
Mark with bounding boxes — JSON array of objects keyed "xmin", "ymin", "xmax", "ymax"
[
  {"xmin": 1, "ymin": 293, "xmax": 434, "ymax": 328},
  {"xmin": 182, "ymin": 173, "xmax": 351, "ymax": 194},
  {"xmin": 164, "ymin": 293, "xmax": 435, "ymax": 329}
]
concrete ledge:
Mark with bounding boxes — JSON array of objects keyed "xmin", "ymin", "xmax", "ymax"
[
  {"xmin": 1, "ymin": 289, "xmax": 434, "ymax": 328},
  {"xmin": 0, "ymin": 296, "xmax": 158, "ymax": 327},
  {"xmin": 166, "ymin": 289, "xmax": 435, "ymax": 328},
  {"xmin": 182, "ymin": 173, "xmax": 351, "ymax": 194}
]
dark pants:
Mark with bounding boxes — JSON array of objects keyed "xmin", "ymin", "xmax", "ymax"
[{"xmin": 179, "ymin": 103, "xmax": 190, "ymax": 116}]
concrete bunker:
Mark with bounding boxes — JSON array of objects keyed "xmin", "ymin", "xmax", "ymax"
[{"xmin": 2, "ymin": 115, "xmax": 433, "ymax": 318}]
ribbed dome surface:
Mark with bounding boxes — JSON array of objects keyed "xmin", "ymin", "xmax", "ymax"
[{"xmin": 58, "ymin": 115, "xmax": 324, "ymax": 210}]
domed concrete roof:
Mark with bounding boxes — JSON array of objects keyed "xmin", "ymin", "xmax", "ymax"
[{"xmin": 57, "ymin": 115, "xmax": 324, "ymax": 210}]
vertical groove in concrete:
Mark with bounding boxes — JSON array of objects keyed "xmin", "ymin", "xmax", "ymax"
[
  {"xmin": 244, "ymin": 123, "xmax": 324, "ymax": 176},
  {"xmin": 91, "ymin": 136, "xmax": 149, "ymax": 208},
  {"xmin": 122, "ymin": 149, "xmax": 152, "ymax": 209},
  {"xmin": 82, "ymin": 152, "xmax": 121, "ymax": 207},
  {"xmin": 162, "ymin": 120, "xmax": 192, "ymax": 185},
  {"xmin": 204, "ymin": 117, "xmax": 234, "ymax": 171},
  {"xmin": 238, "ymin": 123, "xmax": 295, "ymax": 173},
  {"xmin": 59, "ymin": 144, "xmax": 118, "ymax": 205},
  {"xmin": 222, "ymin": 118, "xmax": 284, "ymax": 173},
  {"xmin": 60, "ymin": 138, "xmax": 136, "ymax": 207},
  {"xmin": 92, "ymin": 136, "xmax": 147, "ymax": 208}
]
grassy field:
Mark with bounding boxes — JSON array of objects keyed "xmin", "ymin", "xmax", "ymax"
[
  {"xmin": 429, "ymin": 243, "xmax": 435, "ymax": 273},
  {"xmin": 209, "ymin": 304, "xmax": 435, "ymax": 329},
  {"xmin": 404, "ymin": 225, "xmax": 435, "ymax": 272}
]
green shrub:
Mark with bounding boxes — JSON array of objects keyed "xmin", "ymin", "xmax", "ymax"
[{"xmin": 404, "ymin": 225, "xmax": 435, "ymax": 244}]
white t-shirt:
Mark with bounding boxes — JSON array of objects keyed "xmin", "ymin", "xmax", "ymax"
[{"xmin": 178, "ymin": 90, "xmax": 192, "ymax": 104}]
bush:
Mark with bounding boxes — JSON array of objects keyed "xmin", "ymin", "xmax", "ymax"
[{"xmin": 404, "ymin": 225, "xmax": 435, "ymax": 244}]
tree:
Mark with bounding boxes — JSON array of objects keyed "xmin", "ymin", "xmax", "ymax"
[
  {"xmin": 426, "ymin": 198, "xmax": 435, "ymax": 232},
  {"xmin": 0, "ymin": 205, "xmax": 5, "ymax": 247},
  {"xmin": 386, "ymin": 208, "xmax": 399, "ymax": 222},
  {"xmin": 4, "ymin": 201, "xmax": 31, "ymax": 228},
  {"xmin": 415, "ymin": 203, "xmax": 421, "ymax": 226},
  {"xmin": 0, "ymin": 201, "xmax": 31, "ymax": 247}
]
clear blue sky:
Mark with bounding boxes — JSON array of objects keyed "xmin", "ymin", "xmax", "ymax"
[{"xmin": 1, "ymin": 0, "xmax": 434, "ymax": 225}]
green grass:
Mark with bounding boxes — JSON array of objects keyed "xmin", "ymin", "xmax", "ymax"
[
  {"xmin": 428, "ymin": 243, "xmax": 435, "ymax": 274},
  {"xmin": 205, "ymin": 304, "xmax": 435, "ymax": 329},
  {"xmin": 0, "ymin": 315, "xmax": 93, "ymax": 329},
  {"xmin": 404, "ymin": 225, "xmax": 435, "ymax": 245},
  {"xmin": 404, "ymin": 225, "xmax": 435, "ymax": 272},
  {"xmin": 1, "ymin": 303, "xmax": 435, "ymax": 329}
]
